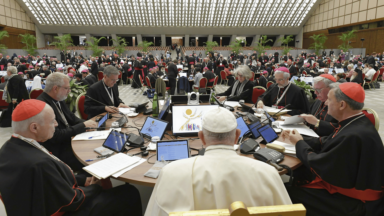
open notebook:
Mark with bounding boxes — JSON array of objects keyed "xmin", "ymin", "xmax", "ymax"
[{"xmin": 83, "ymin": 153, "xmax": 145, "ymax": 179}]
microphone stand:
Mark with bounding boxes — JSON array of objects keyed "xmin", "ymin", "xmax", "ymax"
[{"xmin": 85, "ymin": 95, "xmax": 129, "ymax": 125}]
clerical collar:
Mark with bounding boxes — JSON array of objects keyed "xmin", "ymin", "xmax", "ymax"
[
  {"xmin": 339, "ymin": 112, "xmax": 364, "ymax": 125},
  {"xmin": 205, "ymin": 145, "xmax": 236, "ymax": 155},
  {"xmin": 102, "ymin": 79, "xmax": 111, "ymax": 89}
]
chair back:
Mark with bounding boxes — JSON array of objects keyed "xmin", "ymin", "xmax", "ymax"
[
  {"xmin": 362, "ymin": 107, "xmax": 380, "ymax": 131},
  {"xmin": 229, "ymin": 63, "xmax": 233, "ymax": 69},
  {"xmin": 97, "ymin": 71, "xmax": 104, "ymax": 81},
  {"xmin": 372, "ymin": 71, "xmax": 379, "ymax": 82},
  {"xmin": 1, "ymin": 77, "xmax": 4, "ymax": 83},
  {"xmin": 169, "ymin": 201, "xmax": 306, "ymax": 216},
  {"xmin": 29, "ymin": 88, "xmax": 44, "ymax": 99},
  {"xmin": 145, "ymin": 76, "xmax": 152, "ymax": 89},
  {"xmin": 76, "ymin": 93, "xmax": 88, "ymax": 120},
  {"xmin": 178, "ymin": 68, "xmax": 182, "ymax": 72},
  {"xmin": 252, "ymin": 86, "xmax": 266, "ymax": 104},
  {"xmin": 0, "ymin": 90, "xmax": 9, "ymax": 109},
  {"xmin": 220, "ymin": 71, "xmax": 227, "ymax": 80},
  {"xmin": 266, "ymin": 81, "xmax": 274, "ymax": 89},
  {"xmin": 26, "ymin": 63, "xmax": 29, "ymax": 69},
  {"xmin": 199, "ymin": 77, "xmax": 208, "ymax": 88},
  {"xmin": 362, "ymin": 73, "xmax": 366, "ymax": 80},
  {"xmin": 118, "ymin": 71, "xmax": 122, "ymax": 79},
  {"xmin": 213, "ymin": 76, "xmax": 219, "ymax": 87},
  {"xmin": 302, "ymin": 71, "xmax": 307, "ymax": 76}
]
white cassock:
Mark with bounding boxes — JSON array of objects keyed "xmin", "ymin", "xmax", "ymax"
[
  {"xmin": 78, "ymin": 65, "xmax": 88, "ymax": 73},
  {"xmin": 31, "ymin": 76, "xmax": 42, "ymax": 90},
  {"xmin": 145, "ymin": 145, "xmax": 292, "ymax": 216}
]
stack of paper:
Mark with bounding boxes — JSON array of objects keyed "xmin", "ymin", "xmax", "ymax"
[
  {"xmin": 83, "ymin": 153, "xmax": 144, "ymax": 179},
  {"xmin": 272, "ymin": 140, "xmax": 297, "ymax": 157},
  {"xmin": 223, "ymin": 101, "xmax": 241, "ymax": 107},
  {"xmin": 279, "ymin": 123, "xmax": 319, "ymax": 138},
  {"xmin": 263, "ymin": 106, "xmax": 291, "ymax": 115},
  {"xmin": 73, "ymin": 129, "xmax": 121, "ymax": 141},
  {"xmin": 280, "ymin": 115, "xmax": 305, "ymax": 125}
]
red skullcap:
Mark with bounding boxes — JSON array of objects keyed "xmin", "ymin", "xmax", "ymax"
[
  {"xmin": 339, "ymin": 82, "xmax": 365, "ymax": 103},
  {"xmin": 320, "ymin": 74, "xmax": 336, "ymax": 82},
  {"xmin": 12, "ymin": 99, "xmax": 46, "ymax": 122}
]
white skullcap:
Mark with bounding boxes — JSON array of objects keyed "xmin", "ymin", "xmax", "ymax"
[{"xmin": 202, "ymin": 107, "xmax": 237, "ymax": 133}]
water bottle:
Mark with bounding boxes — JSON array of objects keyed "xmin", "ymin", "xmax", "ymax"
[
  {"xmin": 152, "ymin": 92, "xmax": 159, "ymax": 117},
  {"xmin": 210, "ymin": 91, "xmax": 216, "ymax": 104},
  {"xmin": 165, "ymin": 91, "xmax": 169, "ymax": 100}
]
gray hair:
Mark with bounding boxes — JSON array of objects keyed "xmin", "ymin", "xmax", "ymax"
[
  {"xmin": 329, "ymin": 83, "xmax": 364, "ymax": 110},
  {"xmin": 7, "ymin": 66, "xmax": 17, "ymax": 74},
  {"xmin": 12, "ymin": 104, "xmax": 49, "ymax": 133},
  {"xmin": 234, "ymin": 65, "xmax": 253, "ymax": 80},
  {"xmin": 100, "ymin": 63, "xmax": 105, "ymax": 67},
  {"xmin": 275, "ymin": 71, "xmax": 290, "ymax": 79},
  {"xmin": 202, "ymin": 128, "xmax": 236, "ymax": 142},
  {"xmin": 347, "ymin": 64, "xmax": 353, "ymax": 69},
  {"xmin": 313, "ymin": 76, "xmax": 334, "ymax": 87},
  {"xmin": 103, "ymin": 65, "xmax": 119, "ymax": 77},
  {"xmin": 44, "ymin": 72, "xmax": 69, "ymax": 93},
  {"xmin": 43, "ymin": 65, "xmax": 48, "ymax": 69}
]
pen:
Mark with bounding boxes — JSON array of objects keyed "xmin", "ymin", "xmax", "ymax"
[
  {"xmin": 88, "ymin": 135, "xmax": 103, "ymax": 139},
  {"xmin": 85, "ymin": 158, "xmax": 103, "ymax": 162}
]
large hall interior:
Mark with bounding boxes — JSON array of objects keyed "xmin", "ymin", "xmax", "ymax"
[{"xmin": 0, "ymin": 0, "xmax": 384, "ymax": 215}]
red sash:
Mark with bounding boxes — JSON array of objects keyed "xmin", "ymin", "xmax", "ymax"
[
  {"xmin": 302, "ymin": 177, "xmax": 383, "ymax": 202},
  {"xmin": 134, "ymin": 67, "xmax": 144, "ymax": 81},
  {"xmin": 189, "ymin": 62, "xmax": 194, "ymax": 65},
  {"xmin": 208, "ymin": 78, "xmax": 215, "ymax": 82}
]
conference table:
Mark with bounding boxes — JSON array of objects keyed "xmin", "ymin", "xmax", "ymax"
[{"xmin": 72, "ymin": 103, "xmax": 302, "ymax": 187}]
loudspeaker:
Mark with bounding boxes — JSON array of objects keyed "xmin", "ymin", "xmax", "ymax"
[
  {"xmin": 240, "ymin": 139, "xmax": 260, "ymax": 154},
  {"xmin": 126, "ymin": 133, "xmax": 144, "ymax": 147}
]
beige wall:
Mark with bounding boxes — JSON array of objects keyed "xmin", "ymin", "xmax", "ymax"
[
  {"xmin": 303, "ymin": 0, "xmax": 384, "ymax": 32},
  {"xmin": 0, "ymin": 0, "xmax": 34, "ymax": 30}
]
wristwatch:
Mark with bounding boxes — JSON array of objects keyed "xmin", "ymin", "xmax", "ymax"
[{"xmin": 314, "ymin": 120, "xmax": 320, "ymax": 128}]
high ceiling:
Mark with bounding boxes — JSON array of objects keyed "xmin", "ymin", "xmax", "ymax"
[{"xmin": 21, "ymin": 0, "xmax": 316, "ymax": 28}]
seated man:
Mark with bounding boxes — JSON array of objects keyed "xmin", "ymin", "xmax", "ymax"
[
  {"xmin": 74, "ymin": 73, "xmax": 89, "ymax": 86},
  {"xmin": 82, "ymin": 69, "xmax": 98, "ymax": 86},
  {"xmin": 365, "ymin": 64, "xmax": 376, "ymax": 81},
  {"xmin": 202, "ymin": 66, "xmax": 215, "ymax": 87},
  {"xmin": 299, "ymin": 74, "xmax": 338, "ymax": 136},
  {"xmin": 37, "ymin": 73, "xmax": 97, "ymax": 170},
  {"xmin": 216, "ymin": 65, "xmax": 254, "ymax": 103},
  {"xmin": 85, "ymin": 65, "xmax": 129, "ymax": 119},
  {"xmin": 257, "ymin": 70, "xmax": 268, "ymax": 89},
  {"xmin": 283, "ymin": 82, "xmax": 384, "ymax": 216},
  {"xmin": 0, "ymin": 99, "xmax": 142, "ymax": 216},
  {"xmin": 257, "ymin": 67, "xmax": 310, "ymax": 115},
  {"xmin": 147, "ymin": 67, "xmax": 157, "ymax": 88},
  {"xmin": 193, "ymin": 68, "xmax": 203, "ymax": 87},
  {"xmin": 145, "ymin": 107, "xmax": 292, "ymax": 216}
]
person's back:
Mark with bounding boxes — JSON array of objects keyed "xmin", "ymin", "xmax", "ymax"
[
  {"xmin": 145, "ymin": 107, "xmax": 291, "ymax": 216},
  {"xmin": 194, "ymin": 72, "xmax": 203, "ymax": 87}
]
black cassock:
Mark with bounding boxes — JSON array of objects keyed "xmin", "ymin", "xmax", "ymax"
[
  {"xmin": 0, "ymin": 137, "xmax": 142, "ymax": 216},
  {"xmin": 307, "ymin": 100, "xmax": 338, "ymax": 136},
  {"xmin": 257, "ymin": 75, "xmax": 268, "ymax": 89},
  {"xmin": 286, "ymin": 114, "xmax": 384, "ymax": 216},
  {"xmin": 258, "ymin": 83, "xmax": 310, "ymax": 115},
  {"xmin": 131, "ymin": 60, "xmax": 143, "ymax": 88}
]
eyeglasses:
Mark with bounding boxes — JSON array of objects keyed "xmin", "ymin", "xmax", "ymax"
[
  {"xmin": 59, "ymin": 86, "xmax": 70, "ymax": 91},
  {"xmin": 274, "ymin": 78, "xmax": 285, "ymax": 82},
  {"xmin": 314, "ymin": 87, "xmax": 326, "ymax": 93}
]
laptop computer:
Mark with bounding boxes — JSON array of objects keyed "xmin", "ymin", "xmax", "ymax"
[{"xmin": 156, "ymin": 140, "xmax": 190, "ymax": 161}]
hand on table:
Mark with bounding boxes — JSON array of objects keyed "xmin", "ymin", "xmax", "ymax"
[
  {"xmin": 281, "ymin": 130, "xmax": 291, "ymax": 141},
  {"xmin": 118, "ymin": 103, "xmax": 129, "ymax": 108},
  {"xmin": 299, "ymin": 114, "xmax": 319, "ymax": 125},
  {"xmin": 84, "ymin": 119, "xmax": 97, "ymax": 129},
  {"xmin": 288, "ymin": 129, "xmax": 303, "ymax": 145},
  {"xmin": 257, "ymin": 101, "xmax": 264, "ymax": 108},
  {"xmin": 105, "ymin": 106, "xmax": 119, "ymax": 113}
]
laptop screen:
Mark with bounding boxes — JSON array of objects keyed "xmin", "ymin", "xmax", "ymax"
[
  {"xmin": 157, "ymin": 140, "xmax": 189, "ymax": 161},
  {"xmin": 102, "ymin": 130, "xmax": 128, "ymax": 152},
  {"xmin": 98, "ymin": 113, "xmax": 109, "ymax": 128},
  {"xmin": 140, "ymin": 117, "xmax": 168, "ymax": 139},
  {"xmin": 236, "ymin": 117, "xmax": 250, "ymax": 138}
]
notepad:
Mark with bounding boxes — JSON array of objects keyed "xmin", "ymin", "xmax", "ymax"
[
  {"xmin": 279, "ymin": 124, "xmax": 319, "ymax": 138},
  {"xmin": 280, "ymin": 115, "xmax": 305, "ymax": 125},
  {"xmin": 83, "ymin": 153, "xmax": 142, "ymax": 179}
]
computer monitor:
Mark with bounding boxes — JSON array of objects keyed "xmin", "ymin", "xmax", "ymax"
[
  {"xmin": 257, "ymin": 124, "xmax": 279, "ymax": 143},
  {"xmin": 140, "ymin": 116, "xmax": 168, "ymax": 140},
  {"xmin": 172, "ymin": 105, "xmax": 219, "ymax": 136},
  {"xmin": 158, "ymin": 98, "xmax": 171, "ymax": 120},
  {"xmin": 98, "ymin": 112, "xmax": 109, "ymax": 128},
  {"xmin": 248, "ymin": 120, "xmax": 262, "ymax": 139},
  {"xmin": 102, "ymin": 130, "xmax": 129, "ymax": 152},
  {"xmin": 156, "ymin": 140, "xmax": 190, "ymax": 161},
  {"xmin": 236, "ymin": 117, "xmax": 250, "ymax": 138}
]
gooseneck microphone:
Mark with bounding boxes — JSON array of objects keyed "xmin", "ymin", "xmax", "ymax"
[{"xmin": 85, "ymin": 95, "xmax": 129, "ymax": 124}]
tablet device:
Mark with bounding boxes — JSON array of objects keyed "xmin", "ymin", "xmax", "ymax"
[
  {"xmin": 265, "ymin": 111, "xmax": 275, "ymax": 122},
  {"xmin": 248, "ymin": 120, "xmax": 262, "ymax": 139},
  {"xmin": 102, "ymin": 130, "xmax": 129, "ymax": 152},
  {"xmin": 158, "ymin": 98, "xmax": 171, "ymax": 120},
  {"xmin": 98, "ymin": 112, "xmax": 109, "ymax": 128},
  {"xmin": 236, "ymin": 117, "xmax": 250, "ymax": 138},
  {"xmin": 140, "ymin": 116, "xmax": 168, "ymax": 140},
  {"xmin": 257, "ymin": 124, "xmax": 279, "ymax": 143},
  {"xmin": 156, "ymin": 140, "xmax": 190, "ymax": 161}
]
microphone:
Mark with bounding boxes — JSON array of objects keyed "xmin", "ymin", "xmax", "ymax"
[{"xmin": 85, "ymin": 95, "xmax": 129, "ymax": 124}]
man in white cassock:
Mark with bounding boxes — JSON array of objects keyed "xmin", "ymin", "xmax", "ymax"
[{"xmin": 145, "ymin": 107, "xmax": 292, "ymax": 216}]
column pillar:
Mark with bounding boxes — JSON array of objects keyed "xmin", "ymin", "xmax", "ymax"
[
  {"xmin": 35, "ymin": 26, "xmax": 45, "ymax": 48},
  {"xmin": 85, "ymin": 34, "xmax": 92, "ymax": 43},
  {"xmin": 208, "ymin": 35, "xmax": 213, "ymax": 42},
  {"xmin": 230, "ymin": 35, "xmax": 237, "ymax": 44},
  {"xmin": 185, "ymin": 34, "xmax": 189, "ymax": 47},
  {"xmin": 295, "ymin": 27, "xmax": 303, "ymax": 49},
  {"xmin": 273, "ymin": 35, "xmax": 284, "ymax": 47},
  {"xmin": 111, "ymin": 34, "xmax": 118, "ymax": 46},
  {"xmin": 136, "ymin": 34, "xmax": 142, "ymax": 44},
  {"xmin": 161, "ymin": 34, "xmax": 166, "ymax": 47},
  {"xmin": 251, "ymin": 35, "xmax": 260, "ymax": 47}
]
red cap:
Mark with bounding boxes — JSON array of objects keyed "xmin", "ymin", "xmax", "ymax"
[
  {"xmin": 262, "ymin": 70, "xmax": 268, "ymax": 74},
  {"xmin": 68, "ymin": 73, "xmax": 74, "ymax": 77},
  {"xmin": 12, "ymin": 99, "xmax": 46, "ymax": 122},
  {"xmin": 274, "ymin": 67, "xmax": 289, "ymax": 73},
  {"xmin": 320, "ymin": 74, "xmax": 336, "ymax": 82},
  {"xmin": 339, "ymin": 82, "xmax": 365, "ymax": 103}
]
